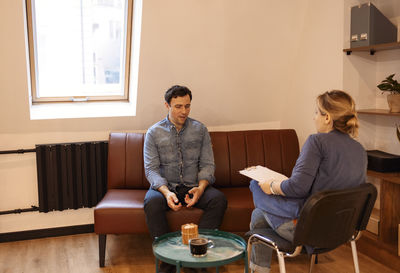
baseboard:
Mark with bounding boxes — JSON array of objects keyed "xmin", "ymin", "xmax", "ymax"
[{"xmin": 0, "ymin": 224, "xmax": 94, "ymax": 243}]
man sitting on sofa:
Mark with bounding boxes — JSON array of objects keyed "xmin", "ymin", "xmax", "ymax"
[{"xmin": 143, "ymin": 85, "xmax": 227, "ymax": 273}]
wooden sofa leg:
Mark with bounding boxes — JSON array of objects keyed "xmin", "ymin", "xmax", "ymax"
[{"xmin": 99, "ymin": 234, "xmax": 106, "ymax": 267}]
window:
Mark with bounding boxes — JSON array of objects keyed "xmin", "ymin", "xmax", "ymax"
[{"xmin": 26, "ymin": 0, "xmax": 133, "ymax": 103}]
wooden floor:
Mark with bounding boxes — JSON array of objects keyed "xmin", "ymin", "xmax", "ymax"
[{"xmin": 0, "ymin": 233, "xmax": 397, "ymax": 273}]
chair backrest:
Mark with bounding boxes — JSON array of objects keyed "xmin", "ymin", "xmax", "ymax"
[{"xmin": 293, "ymin": 183, "xmax": 377, "ymax": 249}]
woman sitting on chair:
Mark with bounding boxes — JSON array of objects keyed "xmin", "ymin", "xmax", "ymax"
[{"xmin": 248, "ymin": 90, "xmax": 367, "ymax": 273}]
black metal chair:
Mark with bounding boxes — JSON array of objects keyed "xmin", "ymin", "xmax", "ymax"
[{"xmin": 247, "ymin": 183, "xmax": 377, "ymax": 273}]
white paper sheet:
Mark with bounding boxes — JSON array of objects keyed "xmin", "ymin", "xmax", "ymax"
[{"xmin": 239, "ymin": 165, "xmax": 288, "ymax": 183}]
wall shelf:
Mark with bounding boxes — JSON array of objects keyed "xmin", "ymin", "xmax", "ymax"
[
  {"xmin": 357, "ymin": 109, "xmax": 400, "ymax": 117},
  {"xmin": 343, "ymin": 41, "xmax": 400, "ymax": 55}
]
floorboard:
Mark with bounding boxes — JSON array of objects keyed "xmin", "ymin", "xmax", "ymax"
[{"xmin": 0, "ymin": 233, "xmax": 397, "ymax": 273}]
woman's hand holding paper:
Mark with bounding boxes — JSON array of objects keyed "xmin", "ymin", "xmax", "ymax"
[{"xmin": 258, "ymin": 179, "xmax": 274, "ymax": 195}]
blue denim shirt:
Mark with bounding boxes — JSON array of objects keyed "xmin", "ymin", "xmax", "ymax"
[{"xmin": 144, "ymin": 116, "xmax": 215, "ymax": 190}]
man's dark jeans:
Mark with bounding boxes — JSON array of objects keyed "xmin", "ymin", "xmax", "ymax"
[{"xmin": 144, "ymin": 186, "xmax": 227, "ymax": 239}]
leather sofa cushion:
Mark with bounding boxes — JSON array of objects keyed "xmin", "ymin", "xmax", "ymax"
[
  {"xmin": 94, "ymin": 189, "xmax": 204, "ymax": 234},
  {"xmin": 219, "ymin": 187, "xmax": 254, "ymax": 231},
  {"xmin": 94, "ymin": 189, "xmax": 148, "ymax": 234}
]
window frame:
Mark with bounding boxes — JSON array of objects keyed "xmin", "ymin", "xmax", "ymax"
[{"xmin": 26, "ymin": 0, "xmax": 134, "ymax": 104}]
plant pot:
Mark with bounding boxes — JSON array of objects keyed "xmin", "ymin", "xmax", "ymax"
[{"xmin": 387, "ymin": 94, "xmax": 400, "ymax": 112}]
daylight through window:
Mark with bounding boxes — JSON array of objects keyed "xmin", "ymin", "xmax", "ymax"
[{"xmin": 26, "ymin": 0, "xmax": 133, "ymax": 103}]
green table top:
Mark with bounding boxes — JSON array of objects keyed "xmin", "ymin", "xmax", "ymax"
[{"xmin": 152, "ymin": 229, "xmax": 247, "ymax": 268}]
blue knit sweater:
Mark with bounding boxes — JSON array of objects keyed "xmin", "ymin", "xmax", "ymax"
[{"xmin": 250, "ymin": 129, "xmax": 367, "ymax": 229}]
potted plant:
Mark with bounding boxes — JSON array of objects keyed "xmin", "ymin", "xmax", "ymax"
[{"xmin": 377, "ymin": 74, "xmax": 400, "ymax": 112}]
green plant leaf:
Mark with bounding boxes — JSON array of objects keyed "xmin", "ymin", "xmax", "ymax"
[{"xmin": 377, "ymin": 74, "xmax": 400, "ymax": 93}]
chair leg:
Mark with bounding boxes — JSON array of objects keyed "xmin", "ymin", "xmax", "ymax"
[
  {"xmin": 247, "ymin": 240, "xmax": 256, "ymax": 273},
  {"xmin": 247, "ymin": 239, "xmax": 252, "ymax": 273},
  {"xmin": 99, "ymin": 234, "xmax": 106, "ymax": 267},
  {"xmin": 276, "ymin": 250, "xmax": 286, "ymax": 273},
  {"xmin": 351, "ymin": 240, "xmax": 360, "ymax": 273},
  {"xmin": 308, "ymin": 254, "xmax": 316, "ymax": 273}
]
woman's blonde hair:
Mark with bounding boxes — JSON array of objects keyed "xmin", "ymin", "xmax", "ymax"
[{"xmin": 317, "ymin": 90, "xmax": 359, "ymax": 138}]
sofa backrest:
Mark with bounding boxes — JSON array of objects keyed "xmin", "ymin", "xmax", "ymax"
[
  {"xmin": 210, "ymin": 130, "xmax": 299, "ymax": 187},
  {"xmin": 107, "ymin": 129, "xmax": 299, "ymax": 190}
]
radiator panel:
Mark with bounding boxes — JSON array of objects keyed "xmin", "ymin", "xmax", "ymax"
[{"xmin": 35, "ymin": 142, "xmax": 108, "ymax": 212}]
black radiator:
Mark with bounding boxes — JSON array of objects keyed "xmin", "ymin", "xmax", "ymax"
[{"xmin": 35, "ymin": 141, "xmax": 108, "ymax": 213}]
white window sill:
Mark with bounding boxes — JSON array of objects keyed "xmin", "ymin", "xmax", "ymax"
[{"xmin": 29, "ymin": 100, "xmax": 136, "ymax": 120}]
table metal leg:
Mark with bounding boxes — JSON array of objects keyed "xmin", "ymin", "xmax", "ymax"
[
  {"xmin": 176, "ymin": 261, "xmax": 181, "ymax": 273},
  {"xmin": 244, "ymin": 251, "xmax": 249, "ymax": 273},
  {"xmin": 216, "ymin": 266, "xmax": 219, "ymax": 273},
  {"xmin": 155, "ymin": 258, "xmax": 159, "ymax": 273}
]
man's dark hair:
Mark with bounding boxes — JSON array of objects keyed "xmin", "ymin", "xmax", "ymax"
[{"xmin": 164, "ymin": 85, "xmax": 192, "ymax": 105}]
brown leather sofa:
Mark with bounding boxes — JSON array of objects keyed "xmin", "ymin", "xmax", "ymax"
[{"xmin": 94, "ymin": 129, "xmax": 299, "ymax": 267}]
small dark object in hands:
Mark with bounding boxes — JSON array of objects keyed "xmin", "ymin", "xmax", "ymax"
[{"xmin": 174, "ymin": 185, "xmax": 193, "ymax": 205}]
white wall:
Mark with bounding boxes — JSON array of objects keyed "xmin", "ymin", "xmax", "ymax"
[
  {"xmin": 281, "ymin": 0, "xmax": 345, "ymax": 144},
  {"xmin": 0, "ymin": 0, "xmax": 346, "ymax": 233}
]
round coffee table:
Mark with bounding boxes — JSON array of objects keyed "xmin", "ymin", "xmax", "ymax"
[{"xmin": 152, "ymin": 229, "xmax": 248, "ymax": 273}]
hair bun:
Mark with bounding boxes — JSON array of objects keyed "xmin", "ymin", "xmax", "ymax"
[{"xmin": 318, "ymin": 90, "xmax": 359, "ymax": 138}]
